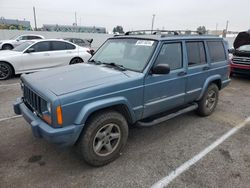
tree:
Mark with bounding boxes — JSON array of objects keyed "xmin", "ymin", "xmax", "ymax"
[
  {"xmin": 196, "ymin": 26, "xmax": 207, "ymax": 35},
  {"xmin": 113, "ymin": 26, "xmax": 124, "ymax": 34}
]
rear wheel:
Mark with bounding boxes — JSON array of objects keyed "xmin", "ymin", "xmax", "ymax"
[
  {"xmin": 197, "ymin": 83, "xmax": 219, "ymax": 116},
  {"xmin": 77, "ymin": 110, "xmax": 128, "ymax": 166},
  {"xmin": 0, "ymin": 62, "xmax": 13, "ymax": 80},
  {"xmin": 2, "ymin": 44, "xmax": 13, "ymax": 50},
  {"xmin": 70, "ymin": 57, "xmax": 83, "ymax": 65}
]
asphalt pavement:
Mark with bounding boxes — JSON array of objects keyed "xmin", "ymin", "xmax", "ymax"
[{"xmin": 0, "ymin": 75, "xmax": 249, "ymax": 188}]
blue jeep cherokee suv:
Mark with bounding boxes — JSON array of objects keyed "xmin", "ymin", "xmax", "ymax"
[{"xmin": 14, "ymin": 31, "xmax": 230, "ymax": 166}]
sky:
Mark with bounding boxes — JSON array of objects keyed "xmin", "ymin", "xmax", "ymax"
[{"xmin": 0, "ymin": 0, "xmax": 249, "ymax": 32}]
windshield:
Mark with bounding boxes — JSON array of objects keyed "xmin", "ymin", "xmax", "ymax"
[
  {"xmin": 13, "ymin": 41, "xmax": 35, "ymax": 52},
  {"xmin": 90, "ymin": 38, "xmax": 157, "ymax": 72},
  {"xmin": 237, "ymin": 44, "xmax": 250, "ymax": 52}
]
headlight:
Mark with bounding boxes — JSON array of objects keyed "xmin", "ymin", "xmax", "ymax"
[{"xmin": 47, "ymin": 102, "xmax": 51, "ymax": 113}]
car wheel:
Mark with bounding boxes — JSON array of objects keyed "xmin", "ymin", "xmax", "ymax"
[
  {"xmin": 70, "ymin": 57, "xmax": 83, "ymax": 65},
  {"xmin": 77, "ymin": 110, "xmax": 128, "ymax": 166},
  {"xmin": 2, "ymin": 44, "xmax": 13, "ymax": 50},
  {"xmin": 197, "ymin": 83, "xmax": 219, "ymax": 116},
  {"xmin": 0, "ymin": 62, "xmax": 13, "ymax": 80}
]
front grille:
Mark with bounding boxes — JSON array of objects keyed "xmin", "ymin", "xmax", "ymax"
[
  {"xmin": 23, "ymin": 85, "xmax": 46, "ymax": 116},
  {"xmin": 232, "ymin": 57, "xmax": 250, "ymax": 65}
]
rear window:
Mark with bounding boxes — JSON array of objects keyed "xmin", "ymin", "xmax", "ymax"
[{"xmin": 207, "ymin": 41, "xmax": 226, "ymax": 63}]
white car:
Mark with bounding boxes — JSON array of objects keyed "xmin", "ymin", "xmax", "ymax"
[
  {"xmin": 0, "ymin": 39, "xmax": 92, "ymax": 80},
  {"xmin": 0, "ymin": 34, "xmax": 44, "ymax": 50}
]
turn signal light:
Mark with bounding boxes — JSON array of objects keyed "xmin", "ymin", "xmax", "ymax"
[{"xmin": 56, "ymin": 106, "xmax": 63, "ymax": 125}]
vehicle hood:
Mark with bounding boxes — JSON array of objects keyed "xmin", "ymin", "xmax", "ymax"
[
  {"xmin": 22, "ymin": 64, "xmax": 131, "ymax": 96},
  {"xmin": 0, "ymin": 50, "xmax": 21, "ymax": 58},
  {"xmin": 233, "ymin": 31, "xmax": 250, "ymax": 49}
]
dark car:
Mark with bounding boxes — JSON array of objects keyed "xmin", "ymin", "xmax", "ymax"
[
  {"xmin": 63, "ymin": 38, "xmax": 94, "ymax": 55},
  {"xmin": 230, "ymin": 30, "xmax": 250, "ymax": 75}
]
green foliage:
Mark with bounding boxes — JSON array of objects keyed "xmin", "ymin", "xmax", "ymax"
[
  {"xmin": 196, "ymin": 26, "xmax": 207, "ymax": 35},
  {"xmin": 113, "ymin": 26, "xmax": 124, "ymax": 34}
]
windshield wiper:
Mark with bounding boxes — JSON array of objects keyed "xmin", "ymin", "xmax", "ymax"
[
  {"xmin": 102, "ymin": 62, "xmax": 127, "ymax": 71},
  {"xmin": 88, "ymin": 59, "xmax": 102, "ymax": 65}
]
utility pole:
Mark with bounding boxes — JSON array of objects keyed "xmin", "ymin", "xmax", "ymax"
[
  {"xmin": 75, "ymin": 12, "xmax": 77, "ymax": 26},
  {"xmin": 33, "ymin": 6, "xmax": 37, "ymax": 31},
  {"xmin": 215, "ymin": 23, "xmax": 218, "ymax": 34},
  {"xmin": 225, "ymin": 20, "xmax": 229, "ymax": 33},
  {"xmin": 151, "ymin": 14, "xmax": 155, "ymax": 34}
]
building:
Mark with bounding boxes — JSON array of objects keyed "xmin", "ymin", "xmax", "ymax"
[
  {"xmin": 43, "ymin": 24, "xmax": 106, "ymax": 33},
  {"xmin": 0, "ymin": 17, "xmax": 31, "ymax": 30}
]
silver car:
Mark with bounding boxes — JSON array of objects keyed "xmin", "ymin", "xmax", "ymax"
[{"xmin": 0, "ymin": 34, "xmax": 44, "ymax": 50}]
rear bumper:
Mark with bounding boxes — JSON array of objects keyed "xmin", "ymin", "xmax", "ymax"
[
  {"xmin": 230, "ymin": 63, "xmax": 250, "ymax": 75},
  {"xmin": 13, "ymin": 98, "xmax": 83, "ymax": 147}
]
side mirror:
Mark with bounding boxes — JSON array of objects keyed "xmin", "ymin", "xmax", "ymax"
[
  {"xmin": 25, "ymin": 48, "xmax": 35, "ymax": 53},
  {"xmin": 228, "ymin": 48, "xmax": 235, "ymax": 54},
  {"xmin": 152, "ymin": 64, "xmax": 170, "ymax": 74}
]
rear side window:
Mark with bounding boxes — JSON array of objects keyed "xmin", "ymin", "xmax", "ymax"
[
  {"xmin": 207, "ymin": 41, "xmax": 226, "ymax": 63},
  {"xmin": 51, "ymin": 41, "xmax": 67, "ymax": 51},
  {"xmin": 27, "ymin": 36, "xmax": 42, "ymax": 40},
  {"xmin": 186, "ymin": 42, "xmax": 206, "ymax": 66},
  {"xmin": 155, "ymin": 42, "xmax": 182, "ymax": 70},
  {"xmin": 66, "ymin": 43, "xmax": 76, "ymax": 50},
  {"xmin": 31, "ymin": 41, "xmax": 50, "ymax": 52}
]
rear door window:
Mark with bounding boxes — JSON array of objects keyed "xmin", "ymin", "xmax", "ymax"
[
  {"xmin": 207, "ymin": 41, "xmax": 226, "ymax": 63},
  {"xmin": 51, "ymin": 41, "xmax": 67, "ymax": 51},
  {"xmin": 186, "ymin": 41, "xmax": 206, "ymax": 66},
  {"xmin": 27, "ymin": 36, "xmax": 42, "ymax": 40}
]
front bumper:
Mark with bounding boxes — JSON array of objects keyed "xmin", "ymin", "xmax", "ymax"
[
  {"xmin": 13, "ymin": 98, "xmax": 83, "ymax": 147},
  {"xmin": 230, "ymin": 63, "xmax": 250, "ymax": 75}
]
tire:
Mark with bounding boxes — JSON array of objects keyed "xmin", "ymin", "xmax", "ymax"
[
  {"xmin": 197, "ymin": 83, "xmax": 219, "ymax": 116},
  {"xmin": 2, "ymin": 44, "xmax": 13, "ymax": 50},
  {"xmin": 0, "ymin": 62, "xmax": 13, "ymax": 80},
  {"xmin": 70, "ymin": 57, "xmax": 83, "ymax": 65},
  {"xmin": 77, "ymin": 110, "xmax": 129, "ymax": 166}
]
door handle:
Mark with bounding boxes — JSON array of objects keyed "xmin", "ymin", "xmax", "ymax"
[
  {"xmin": 66, "ymin": 51, "xmax": 72, "ymax": 54},
  {"xmin": 178, "ymin": 71, "xmax": 187, "ymax": 76},
  {"xmin": 203, "ymin": 66, "xmax": 210, "ymax": 71},
  {"xmin": 44, "ymin": 53, "xmax": 50, "ymax": 56}
]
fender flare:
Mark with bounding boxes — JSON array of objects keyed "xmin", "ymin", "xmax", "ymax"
[
  {"xmin": 74, "ymin": 97, "xmax": 136, "ymax": 125},
  {"xmin": 197, "ymin": 75, "xmax": 221, "ymax": 101}
]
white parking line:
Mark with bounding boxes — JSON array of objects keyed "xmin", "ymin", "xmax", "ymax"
[
  {"xmin": 151, "ymin": 116, "xmax": 250, "ymax": 188},
  {"xmin": 0, "ymin": 115, "xmax": 22, "ymax": 122},
  {"xmin": 0, "ymin": 83, "xmax": 19, "ymax": 87}
]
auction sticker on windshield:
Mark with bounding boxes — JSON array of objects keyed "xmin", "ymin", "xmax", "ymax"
[{"xmin": 136, "ymin": 40, "xmax": 154, "ymax": 46}]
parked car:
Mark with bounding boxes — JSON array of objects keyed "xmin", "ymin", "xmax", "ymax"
[
  {"xmin": 0, "ymin": 39, "xmax": 92, "ymax": 80},
  {"xmin": 14, "ymin": 31, "xmax": 230, "ymax": 166},
  {"xmin": 0, "ymin": 34, "xmax": 44, "ymax": 50},
  {"xmin": 63, "ymin": 38, "xmax": 95, "ymax": 55},
  {"xmin": 229, "ymin": 30, "xmax": 250, "ymax": 75}
]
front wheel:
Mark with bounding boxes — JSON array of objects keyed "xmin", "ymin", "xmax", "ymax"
[
  {"xmin": 197, "ymin": 83, "xmax": 219, "ymax": 116},
  {"xmin": 2, "ymin": 44, "xmax": 13, "ymax": 50},
  {"xmin": 0, "ymin": 62, "xmax": 13, "ymax": 80},
  {"xmin": 77, "ymin": 110, "xmax": 128, "ymax": 166}
]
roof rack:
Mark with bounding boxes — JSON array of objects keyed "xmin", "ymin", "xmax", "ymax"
[{"xmin": 124, "ymin": 30, "xmax": 208, "ymax": 37}]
